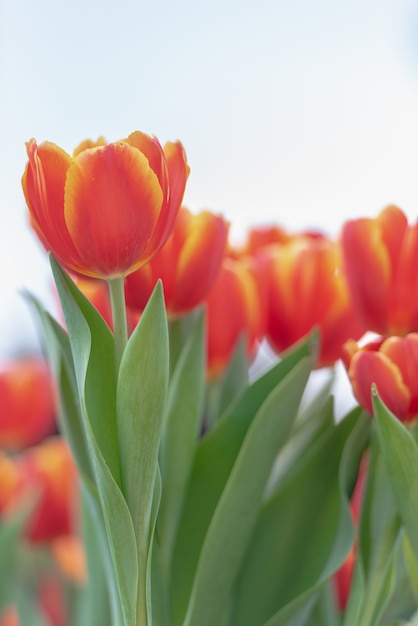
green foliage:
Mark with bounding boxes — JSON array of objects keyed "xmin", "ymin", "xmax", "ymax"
[{"xmin": 25, "ymin": 260, "xmax": 418, "ymax": 626}]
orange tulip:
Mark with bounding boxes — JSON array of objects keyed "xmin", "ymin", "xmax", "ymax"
[
  {"xmin": 228, "ymin": 224, "xmax": 291, "ymax": 259},
  {"xmin": 125, "ymin": 207, "xmax": 229, "ymax": 316},
  {"xmin": 22, "ymin": 131, "xmax": 189, "ymax": 279},
  {"xmin": 0, "ymin": 357, "xmax": 56, "ymax": 450},
  {"xmin": 265, "ymin": 235, "xmax": 365, "ymax": 367},
  {"xmin": 342, "ymin": 333, "xmax": 418, "ymax": 423},
  {"xmin": 341, "ymin": 205, "xmax": 418, "ymax": 336},
  {"xmin": 2, "ymin": 437, "xmax": 79, "ymax": 543},
  {"xmin": 205, "ymin": 258, "xmax": 263, "ymax": 377},
  {"xmin": 51, "ymin": 535, "xmax": 87, "ymax": 585}
]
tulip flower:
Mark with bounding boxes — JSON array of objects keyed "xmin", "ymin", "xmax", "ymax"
[
  {"xmin": 342, "ymin": 333, "xmax": 418, "ymax": 423},
  {"xmin": 341, "ymin": 205, "xmax": 418, "ymax": 336},
  {"xmin": 265, "ymin": 235, "xmax": 365, "ymax": 367},
  {"xmin": 0, "ymin": 357, "xmax": 56, "ymax": 450},
  {"xmin": 22, "ymin": 131, "xmax": 189, "ymax": 279},
  {"xmin": 228, "ymin": 224, "xmax": 291, "ymax": 259},
  {"xmin": 125, "ymin": 207, "xmax": 229, "ymax": 316},
  {"xmin": 2, "ymin": 437, "xmax": 79, "ymax": 543},
  {"xmin": 205, "ymin": 258, "xmax": 263, "ymax": 377},
  {"xmin": 51, "ymin": 535, "xmax": 87, "ymax": 585}
]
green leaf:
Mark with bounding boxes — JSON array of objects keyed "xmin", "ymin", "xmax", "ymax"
[
  {"xmin": 158, "ymin": 310, "xmax": 205, "ymax": 580},
  {"xmin": 116, "ymin": 281, "xmax": 169, "ymax": 624},
  {"xmin": 76, "ymin": 482, "xmax": 123, "ymax": 626},
  {"xmin": 232, "ymin": 407, "xmax": 369, "ymax": 626},
  {"xmin": 51, "ymin": 257, "xmax": 120, "ymax": 484},
  {"xmin": 50, "ymin": 258, "xmax": 138, "ymax": 626},
  {"xmin": 0, "ymin": 505, "xmax": 33, "ymax": 612},
  {"xmin": 88, "ymin": 427, "xmax": 139, "ymax": 626},
  {"xmin": 183, "ymin": 354, "xmax": 314, "ymax": 626},
  {"xmin": 404, "ymin": 533, "xmax": 418, "ymax": 604},
  {"xmin": 24, "ymin": 292, "xmax": 93, "ymax": 481},
  {"xmin": 171, "ymin": 334, "xmax": 317, "ymax": 624},
  {"xmin": 204, "ymin": 335, "xmax": 250, "ymax": 429},
  {"xmin": 373, "ymin": 391, "xmax": 418, "ymax": 562},
  {"xmin": 343, "ymin": 430, "xmax": 403, "ymax": 626}
]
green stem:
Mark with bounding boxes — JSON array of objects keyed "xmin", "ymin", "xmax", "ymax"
[{"xmin": 107, "ymin": 276, "xmax": 128, "ymax": 375}]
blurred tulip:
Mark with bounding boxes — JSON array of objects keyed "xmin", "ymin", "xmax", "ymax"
[
  {"xmin": 125, "ymin": 207, "xmax": 229, "ymax": 316},
  {"xmin": 37, "ymin": 573, "xmax": 69, "ymax": 626},
  {"xmin": 0, "ymin": 607, "xmax": 18, "ymax": 626},
  {"xmin": 22, "ymin": 131, "xmax": 189, "ymax": 279},
  {"xmin": 333, "ymin": 455, "xmax": 367, "ymax": 610},
  {"xmin": 341, "ymin": 205, "xmax": 418, "ymax": 336},
  {"xmin": 265, "ymin": 235, "xmax": 365, "ymax": 367},
  {"xmin": 0, "ymin": 358, "xmax": 56, "ymax": 450},
  {"xmin": 229, "ymin": 224, "xmax": 291, "ymax": 258},
  {"xmin": 2, "ymin": 437, "xmax": 79, "ymax": 543},
  {"xmin": 51, "ymin": 535, "xmax": 86, "ymax": 585},
  {"xmin": 205, "ymin": 258, "xmax": 263, "ymax": 377},
  {"xmin": 342, "ymin": 333, "xmax": 418, "ymax": 422}
]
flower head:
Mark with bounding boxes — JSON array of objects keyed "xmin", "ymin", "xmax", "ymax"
[
  {"xmin": 125, "ymin": 207, "xmax": 229, "ymax": 316},
  {"xmin": 264, "ymin": 234, "xmax": 365, "ymax": 367},
  {"xmin": 22, "ymin": 131, "xmax": 189, "ymax": 279},
  {"xmin": 343, "ymin": 333, "xmax": 418, "ymax": 422},
  {"xmin": 0, "ymin": 357, "xmax": 56, "ymax": 450},
  {"xmin": 341, "ymin": 206, "xmax": 418, "ymax": 335}
]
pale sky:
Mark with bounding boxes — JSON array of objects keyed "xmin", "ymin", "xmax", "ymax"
[{"xmin": 1, "ymin": 0, "xmax": 418, "ymax": 359}]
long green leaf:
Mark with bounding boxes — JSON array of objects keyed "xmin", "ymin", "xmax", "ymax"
[
  {"xmin": 171, "ymin": 334, "xmax": 317, "ymax": 624},
  {"xmin": 233, "ymin": 408, "xmax": 369, "ymax": 626},
  {"xmin": 50, "ymin": 258, "xmax": 138, "ymax": 626},
  {"xmin": 116, "ymin": 281, "xmax": 168, "ymax": 624},
  {"xmin": 183, "ymin": 355, "xmax": 314, "ymax": 626},
  {"xmin": 343, "ymin": 429, "xmax": 402, "ymax": 626},
  {"xmin": 158, "ymin": 310, "xmax": 205, "ymax": 579},
  {"xmin": 51, "ymin": 257, "xmax": 120, "ymax": 484},
  {"xmin": 25, "ymin": 292, "xmax": 93, "ymax": 480},
  {"xmin": 373, "ymin": 391, "xmax": 418, "ymax": 561}
]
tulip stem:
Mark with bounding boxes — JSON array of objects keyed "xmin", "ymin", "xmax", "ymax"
[{"xmin": 108, "ymin": 276, "xmax": 128, "ymax": 374}]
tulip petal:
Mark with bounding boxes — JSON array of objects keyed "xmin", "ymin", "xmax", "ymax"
[
  {"xmin": 64, "ymin": 143, "xmax": 163, "ymax": 277},
  {"xmin": 145, "ymin": 141, "xmax": 189, "ymax": 254},
  {"xmin": 22, "ymin": 140, "xmax": 82, "ymax": 268},
  {"xmin": 173, "ymin": 210, "xmax": 229, "ymax": 312},
  {"xmin": 348, "ymin": 350, "xmax": 410, "ymax": 420},
  {"xmin": 342, "ymin": 218, "xmax": 391, "ymax": 334},
  {"xmin": 381, "ymin": 334, "xmax": 418, "ymax": 416}
]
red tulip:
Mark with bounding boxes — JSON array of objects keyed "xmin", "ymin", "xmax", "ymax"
[
  {"xmin": 0, "ymin": 358, "xmax": 56, "ymax": 450},
  {"xmin": 341, "ymin": 205, "xmax": 418, "ymax": 335},
  {"xmin": 2, "ymin": 437, "xmax": 79, "ymax": 543},
  {"xmin": 205, "ymin": 258, "xmax": 263, "ymax": 377},
  {"xmin": 22, "ymin": 131, "xmax": 189, "ymax": 279},
  {"xmin": 125, "ymin": 207, "xmax": 229, "ymax": 316},
  {"xmin": 343, "ymin": 333, "xmax": 418, "ymax": 422},
  {"xmin": 265, "ymin": 235, "xmax": 365, "ymax": 367}
]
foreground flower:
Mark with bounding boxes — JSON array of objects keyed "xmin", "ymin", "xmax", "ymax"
[
  {"xmin": 0, "ymin": 357, "xmax": 56, "ymax": 450},
  {"xmin": 343, "ymin": 334, "xmax": 418, "ymax": 422},
  {"xmin": 125, "ymin": 207, "xmax": 229, "ymax": 316},
  {"xmin": 22, "ymin": 132, "xmax": 189, "ymax": 279},
  {"xmin": 341, "ymin": 205, "xmax": 418, "ymax": 335},
  {"xmin": 265, "ymin": 235, "xmax": 365, "ymax": 367}
]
